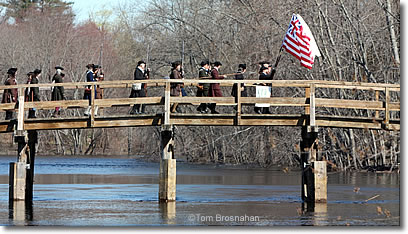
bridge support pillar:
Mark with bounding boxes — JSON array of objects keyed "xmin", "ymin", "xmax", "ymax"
[
  {"xmin": 9, "ymin": 130, "xmax": 37, "ymax": 202},
  {"xmin": 159, "ymin": 125, "xmax": 176, "ymax": 202},
  {"xmin": 301, "ymin": 126, "xmax": 327, "ymax": 203}
]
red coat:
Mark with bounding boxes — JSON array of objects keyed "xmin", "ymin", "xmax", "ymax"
[
  {"xmin": 209, "ymin": 68, "xmax": 224, "ymax": 97},
  {"xmin": 1, "ymin": 77, "xmax": 18, "ymax": 104}
]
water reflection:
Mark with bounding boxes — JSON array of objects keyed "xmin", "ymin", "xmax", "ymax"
[
  {"xmin": 159, "ymin": 202, "xmax": 176, "ymax": 224},
  {"xmin": 0, "ymin": 157, "xmax": 400, "ymax": 226},
  {"xmin": 9, "ymin": 200, "xmax": 33, "ymax": 226},
  {"xmin": 301, "ymin": 202, "xmax": 328, "ymax": 226}
]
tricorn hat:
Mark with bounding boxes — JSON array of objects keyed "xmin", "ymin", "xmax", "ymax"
[
  {"xmin": 238, "ymin": 64, "xmax": 247, "ymax": 70},
  {"xmin": 55, "ymin": 66, "xmax": 64, "ymax": 70},
  {"xmin": 7, "ymin": 68, "xmax": 17, "ymax": 75},
  {"xmin": 212, "ymin": 61, "xmax": 222, "ymax": 67},
  {"xmin": 172, "ymin": 61, "xmax": 182, "ymax": 68},
  {"xmin": 259, "ymin": 61, "xmax": 270, "ymax": 65},
  {"xmin": 33, "ymin": 69, "xmax": 42, "ymax": 74},
  {"xmin": 259, "ymin": 66, "xmax": 269, "ymax": 72},
  {"xmin": 200, "ymin": 60, "xmax": 210, "ymax": 67},
  {"xmin": 137, "ymin": 60, "xmax": 146, "ymax": 66}
]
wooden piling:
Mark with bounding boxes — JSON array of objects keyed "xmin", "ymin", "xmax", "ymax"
[
  {"xmin": 301, "ymin": 86, "xmax": 327, "ymax": 203},
  {"xmin": 9, "ymin": 162, "xmax": 28, "ymax": 201},
  {"xmin": 159, "ymin": 158, "xmax": 177, "ymax": 202},
  {"xmin": 159, "ymin": 124, "xmax": 176, "ymax": 202},
  {"xmin": 313, "ymin": 161, "xmax": 327, "ymax": 202},
  {"xmin": 9, "ymin": 129, "xmax": 37, "ymax": 202}
]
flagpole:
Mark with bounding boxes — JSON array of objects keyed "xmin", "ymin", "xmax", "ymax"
[{"xmin": 270, "ymin": 46, "xmax": 284, "ymax": 79}]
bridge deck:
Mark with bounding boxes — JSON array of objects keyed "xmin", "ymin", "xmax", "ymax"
[{"xmin": 0, "ymin": 114, "xmax": 400, "ymax": 133}]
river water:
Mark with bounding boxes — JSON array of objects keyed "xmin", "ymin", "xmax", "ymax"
[{"xmin": 0, "ymin": 156, "xmax": 400, "ymax": 226}]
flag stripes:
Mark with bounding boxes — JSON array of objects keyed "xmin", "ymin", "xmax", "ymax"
[{"xmin": 282, "ymin": 14, "xmax": 318, "ymax": 69}]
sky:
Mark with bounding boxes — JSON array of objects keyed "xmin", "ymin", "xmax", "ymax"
[{"xmin": 70, "ymin": 0, "xmax": 120, "ymax": 23}]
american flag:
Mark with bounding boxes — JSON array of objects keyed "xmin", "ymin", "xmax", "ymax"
[{"xmin": 282, "ymin": 14, "xmax": 321, "ymax": 69}]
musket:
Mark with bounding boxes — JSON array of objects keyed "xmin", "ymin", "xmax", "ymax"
[
  {"xmin": 196, "ymin": 72, "xmax": 242, "ymax": 79},
  {"xmin": 181, "ymin": 40, "xmax": 185, "ymax": 78},
  {"xmin": 270, "ymin": 46, "xmax": 284, "ymax": 79},
  {"xmin": 145, "ymin": 44, "xmax": 150, "ymax": 96},
  {"xmin": 99, "ymin": 43, "xmax": 103, "ymax": 74}
]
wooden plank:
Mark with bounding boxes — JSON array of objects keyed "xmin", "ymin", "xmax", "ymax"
[
  {"xmin": 24, "ymin": 119, "xmax": 88, "ymax": 130},
  {"xmin": 240, "ymin": 97, "xmax": 308, "ymax": 106},
  {"xmin": 387, "ymin": 124, "xmax": 400, "ymax": 131},
  {"xmin": 170, "ymin": 97, "xmax": 236, "ymax": 104},
  {"xmin": 93, "ymin": 119, "xmax": 161, "ymax": 127},
  {"xmin": 240, "ymin": 118, "xmax": 304, "ymax": 126},
  {"xmin": 0, "ymin": 103, "xmax": 16, "ymax": 111},
  {"xmin": 170, "ymin": 117, "xmax": 234, "ymax": 126},
  {"xmin": 17, "ymin": 100, "xmax": 88, "ymax": 110},
  {"xmin": 315, "ymin": 84, "xmax": 384, "ymax": 91},
  {"xmin": 389, "ymin": 102, "xmax": 400, "ymax": 111},
  {"xmin": 94, "ymin": 97, "xmax": 163, "ymax": 107},
  {"xmin": 315, "ymin": 98, "xmax": 384, "ymax": 110},
  {"xmin": 315, "ymin": 119, "xmax": 382, "ymax": 129}
]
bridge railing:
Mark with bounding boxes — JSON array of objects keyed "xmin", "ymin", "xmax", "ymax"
[{"xmin": 0, "ymin": 79, "xmax": 400, "ymax": 130}]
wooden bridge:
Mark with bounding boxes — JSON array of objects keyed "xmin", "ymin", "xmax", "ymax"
[
  {"xmin": 0, "ymin": 79, "xmax": 400, "ymax": 131},
  {"xmin": 0, "ymin": 79, "xmax": 400, "ymax": 207}
]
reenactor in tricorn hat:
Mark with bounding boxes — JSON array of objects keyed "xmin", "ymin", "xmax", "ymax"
[
  {"xmin": 129, "ymin": 60, "xmax": 149, "ymax": 115},
  {"xmin": 208, "ymin": 61, "xmax": 227, "ymax": 114},
  {"xmin": 26, "ymin": 69, "xmax": 42, "ymax": 118},
  {"xmin": 2, "ymin": 68, "xmax": 18, "ymax": 120},
  {"xmin": 196, "ymin": 60, "xmax": 211, "ymax": 113},
  {"xmin": 84, "ymin": 64, "xmax": 96, "ymax": 116},
  {"xmin": 169, "ymin": 61, "xmax": 183, "ymax": 113},
  {"xmin": 51, "ymin": 66, "xmax": 65, "ymax": 117},
  {"xmin": 231, "ymin": 63, "xmax": 248, "ymax": 100}
]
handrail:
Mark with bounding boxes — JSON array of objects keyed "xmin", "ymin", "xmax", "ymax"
[
  {"xmin": 0, "ymin": 79, "xmax": 400, "ymax": 132},
  {"xmin": 0, "ymin": 79, "xmax": 400, "ymax": 90}
]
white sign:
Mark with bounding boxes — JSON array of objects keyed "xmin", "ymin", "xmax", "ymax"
[{"xmin": 255, "ymin": 86, "xmax": 271, "ymax": 107}]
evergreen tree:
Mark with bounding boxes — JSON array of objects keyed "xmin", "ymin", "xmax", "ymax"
[{"xmin": 0, "ymin": 0, "xmax": 73, "ymax": 22}]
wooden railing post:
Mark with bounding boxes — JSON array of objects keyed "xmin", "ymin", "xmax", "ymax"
[
  {"xmin": 309, "ymin": 84, "xmax": 316, "ymax": 128},
  {"xmin": 17, "ymin": 88, "xmax": 25, "ymax": 132},
  {"xmin": 305, "ymin": 86, "xmax": 310, "ymax": 115},
  {"xmin": 384, "ymin": 87, "xmax": 390, "ymax": 128},
  {"xmin": 90, "ymin": 84, "xmax": 95, "ymax": 127},
  {"xmin": 375, "ymin": 90, "xmax": 380, "ymax": 119},
  {"xmin": 235, "ymin": 81, "xmax": 241, "ymax": 125},
  {"xmin": 164, "ymin": 81, "xmax": 171, "ymax": 125}
]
